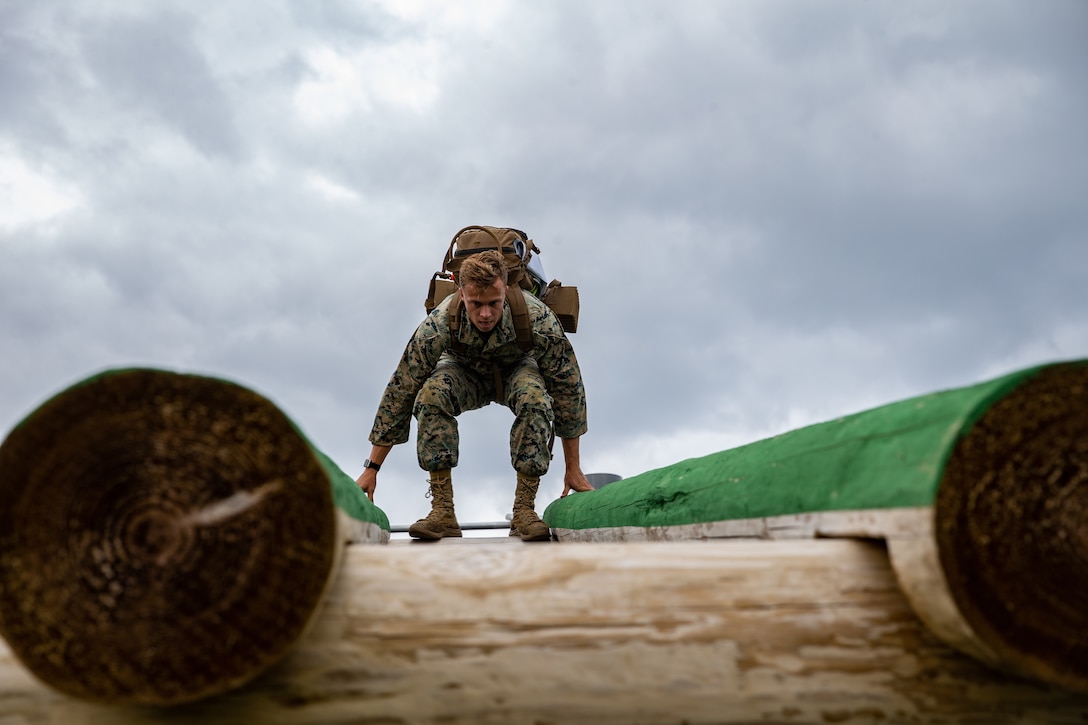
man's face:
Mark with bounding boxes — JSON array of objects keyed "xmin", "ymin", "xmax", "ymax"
[{"xmin": 460, "ymin": 277, "xmax": 506, "ymax": 333}]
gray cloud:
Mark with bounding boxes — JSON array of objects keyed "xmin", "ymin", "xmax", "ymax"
[
  {"xmin": 75, "ymin": 10, "xmax": 244, "ymax": 160},
  {"xmin": 2, "ymin": 0, "xmax": 1086, "ymax": 528}
]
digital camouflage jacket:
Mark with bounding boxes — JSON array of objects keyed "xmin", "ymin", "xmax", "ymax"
[{"xmin": 369, "ymin": 290, "xmax": 588, "ymax": 446}]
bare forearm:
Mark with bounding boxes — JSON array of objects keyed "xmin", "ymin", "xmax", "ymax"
[
  {"xmin": 561, "ymin": 437, "xmax": 581, "ymax": 471},
  {"xmin": 368, "ymin": 444, "xmax": 393, "ymax": 467},
  {"xmin": 560, "ymin": 437, "xmax": 592, "ymax": 496}
]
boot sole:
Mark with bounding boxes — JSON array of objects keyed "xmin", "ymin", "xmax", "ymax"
[
  {"xmin": 517, "ymin": 525, "xmax": 552, "ymax": 542},
  {"xmin": 408, "ymin": 526, "xmax": 463, "ymax": 540},
  {"xmin": 510, "ymin": 520, "xmax": 551, "ymax": 541}
]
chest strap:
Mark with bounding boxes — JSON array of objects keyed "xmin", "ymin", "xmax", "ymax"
[{"xmin": 449, "ymin": 289, "xmax": 532, "ymax": 404}]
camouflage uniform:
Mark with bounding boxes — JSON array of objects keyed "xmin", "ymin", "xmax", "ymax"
[{"xmin": 369, "ymin": 290, "xmax": 587, "ymax": 476}]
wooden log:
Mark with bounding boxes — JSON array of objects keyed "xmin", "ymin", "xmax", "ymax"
[
  {"xmin": 544, "ymin": 360, "xmax": 1088, "ymax": 693},
  {"xmin": 2, "ymin": 539, "xmax": 1088, "ymax": 723},
  {"xmin": 0, "ymin": 369, "xmax": 388, "ymax": 706},
  {"xmin": 6, "ymin": 363, "xmax": 1088, "ymax": 719}
]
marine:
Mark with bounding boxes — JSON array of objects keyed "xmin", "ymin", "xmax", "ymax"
[{"xmin": 356, "ymin": 241, "xmax": 592, "ymax": 541}]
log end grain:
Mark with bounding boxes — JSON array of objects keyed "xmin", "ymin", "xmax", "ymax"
[
  {"xmin": 0, "ymin": 369, "xmax": 339, "ymax": 705},
  {"xmin": 937, "ymin": 362, "xmax": 1088, "ymax": 692}
]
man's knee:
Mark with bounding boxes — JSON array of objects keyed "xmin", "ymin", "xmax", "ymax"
[
  {"xmin": 508, "ymin": 379, "xmax": 552, "ymax": 415},
  {"xmin": 415, "ymin": 376, "xmax": 458, "ymax": 417}
]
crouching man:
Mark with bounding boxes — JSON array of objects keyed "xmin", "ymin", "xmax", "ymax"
[{"xmin": 356, "ymin": 241, "xmax": 592, "ymax": 541}]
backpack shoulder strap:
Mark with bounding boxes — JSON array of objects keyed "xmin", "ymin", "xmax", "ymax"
[
  {"xmin": 447, "ymin": 292, "xmax": 467, "ymax": 354},
  {"xmin": 448, "ymin": 287, "xmax": 532, "ymax": 354},
  {"xmin": 507, "ymin": 288, "xmax": 533, "ymax": 352}
]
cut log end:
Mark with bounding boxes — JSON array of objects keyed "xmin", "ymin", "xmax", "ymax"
[
  {"xmin": 937, "ymin": 362, "xmax": 1088, "ymax": 692},
  {"xmin": 0, "ymin": 370, "xmax": 339, "ymax": 705}
]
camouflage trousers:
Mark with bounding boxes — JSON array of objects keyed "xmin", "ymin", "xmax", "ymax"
[{"xmin": 413, "ymin": 355, "xmax": 555, "ymax": 476}]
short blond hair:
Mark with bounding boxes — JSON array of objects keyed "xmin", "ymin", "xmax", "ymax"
[{"xmin": 458, "ymin": 250, "xmax": 508, "ymax": 289}]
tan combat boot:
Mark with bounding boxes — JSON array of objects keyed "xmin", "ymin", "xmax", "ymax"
[
  {"xmin": 408, "ymin": 471, "xmax": 462, "ymax": 540},
  {"xmin": 509, "ymin": 475, "xmax": 551, "ymax": 542}
]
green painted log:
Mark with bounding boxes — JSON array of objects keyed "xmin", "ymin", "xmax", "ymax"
[
  {"xmin": 0, "ymin": 368, "xmax": 389, "ymax": 706},
  {"xmin": 544, "ymin": 359, "xmax": 1088, "ymax": 693}
]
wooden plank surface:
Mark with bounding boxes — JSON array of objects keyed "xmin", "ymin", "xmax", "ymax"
[
  {"xmin": 544, "ymin": 362, "xmax": 1088, "ymax": 694},
  {"xmin": 3, "ymin": 539, "xmax": 1087, "ymax": 724}
]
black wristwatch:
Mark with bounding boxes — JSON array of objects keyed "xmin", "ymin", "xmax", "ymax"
[{"xmin": 363, "ymin": 458, "xmax": 381, "ymax": 472}]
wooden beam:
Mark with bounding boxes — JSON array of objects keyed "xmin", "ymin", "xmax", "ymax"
[
  {"xmin": 3, "ymin": 538, "xmax": 1087, "ymax": 723},
  {"xmin": 545, "ymin": 361, "xmax": 1088, "ymax": 692},
  {"xmin": 5, "ymin": 364, "xmax": 1088, "ymax": 718}
]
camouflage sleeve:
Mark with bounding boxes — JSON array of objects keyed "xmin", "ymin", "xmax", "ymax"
[
  {"xmin": 531, "ymin": 301, "xmax": 588, "ymax": 439},
  {"xmin": 368, "ymin": 305, "xmax": 451, "ymax": 446}
]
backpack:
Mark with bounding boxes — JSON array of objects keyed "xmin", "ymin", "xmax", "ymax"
[{"xmin": 425, "ymin": 226, "xmax": 579, "ymax": 353}]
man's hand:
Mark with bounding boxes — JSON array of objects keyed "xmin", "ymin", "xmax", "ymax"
[
  {"xmin": 356, "ymin": 468, "xmax": 377, "ymax": 502},
  {"xmin": 356, "ymin": 445, "xmax": 391, "ymax": 503},
  {"xmin": 562, "ymin": 468, "xmax": 593, "ymax": 497},
  {"xmin": 560, "ymin": 436, "xmax": 593, "ymax": 497}
]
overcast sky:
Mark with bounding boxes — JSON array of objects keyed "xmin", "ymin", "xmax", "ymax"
[{"xmin": 2, "ymin": 0, "xmax": 1086, "ymax": 529}]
